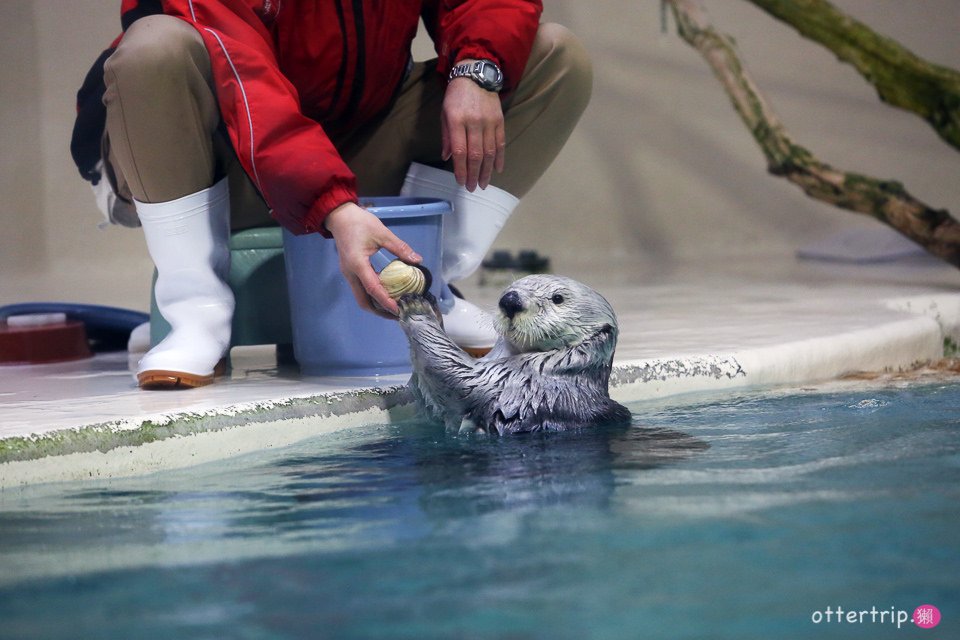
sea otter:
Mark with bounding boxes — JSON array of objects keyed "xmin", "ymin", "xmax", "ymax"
[{"xmin": 397, "ymin": 275, "xmax": 632, "ymax": 434}]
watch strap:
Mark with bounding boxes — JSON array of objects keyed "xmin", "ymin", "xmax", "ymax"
[{"xmin": 448, "ymin": 59, "xmax": 504, "ymax": 93}]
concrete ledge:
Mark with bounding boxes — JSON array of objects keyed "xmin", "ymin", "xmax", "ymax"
[
  {"xmin": 611, "ymin": 315, "xmax": 943, "ymax": 401},
  {"xmin": 1, "ymin": 387, "xmax": 414, "ymax": 488},
  {"xmin": 2, "ymin": 266, "xmax": 958, "ymax": 488}
]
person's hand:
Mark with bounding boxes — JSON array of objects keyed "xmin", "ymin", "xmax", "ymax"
[
  {"xmin": 442, "ymin": 60, "xmax": 505, "ymax": 192},
  {"xmin": 323, "ymin": 202, "xmax": 422, "ymax": 318}
]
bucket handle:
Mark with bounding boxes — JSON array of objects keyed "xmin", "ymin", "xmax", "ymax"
[{"xmin": 369, "ymin": 248, "xmax": 400, "ymax": 274}]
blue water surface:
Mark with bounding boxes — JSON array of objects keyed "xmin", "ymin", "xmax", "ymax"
[{"xmin": 1, "ymin": 381, "xmax": 958, "ymax": 639}]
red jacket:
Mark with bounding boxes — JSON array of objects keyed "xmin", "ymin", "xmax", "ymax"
[{"xmin": 72, "ymin": 0, "xmax": 542, "ymax": 234}]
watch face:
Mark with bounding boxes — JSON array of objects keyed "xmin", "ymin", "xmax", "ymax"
[
  {"xmin": 477, "ymin": 61, "xmax": 502, "ymax": 90},
  {"xmin": 450, "ymin": 60, "xmax": 502, "ymax": 91}
]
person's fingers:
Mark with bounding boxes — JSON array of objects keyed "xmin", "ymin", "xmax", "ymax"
[
  {"xmin": 379, "ymin": 233, "xmax": 422, "ymax": 265},
  {"xmin": 441, "ymin": 111, "xmax": 452, "ymax": 163},
  {"xmin": 362, "ymin": 268, "xmax": 400, "ymax": 317},
  {"xmin": 347, "ymin": 254, "xmax": 399, "ymax": 317},
  {"xmin": 341, "ymin": 269, "xmax": 374, "ymax": 314},
  {"xmin": 446, "ymin": 114, "xmax": 468, "ymax": 187},
  {"xmin": 494, "ymin": 121, "xmax": 506, "ymax": 175},
  {"xmin": 478, "ymin": 123, "xmax": 497, "ymax": 190},
  {"xmin": 465, "ymin": 123, "xmax": 483, "ymax": 192},
  {"xmin": 364, "ymin": 229, "xmax": 420, "ymax": 317}
]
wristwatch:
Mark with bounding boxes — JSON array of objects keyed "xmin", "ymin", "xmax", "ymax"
[{"xmin": 448, "ymin": 59, "xmax": 504, "ymax": 93}]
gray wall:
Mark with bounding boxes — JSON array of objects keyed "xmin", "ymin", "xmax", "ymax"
[{"xmin": 2, "ymin": 1, "xmax": 958, "ymax": 309}]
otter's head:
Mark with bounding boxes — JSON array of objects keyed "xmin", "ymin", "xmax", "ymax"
[{"xmin": 494, "ymin": 275, "xmax": 619, "ymax": 354}]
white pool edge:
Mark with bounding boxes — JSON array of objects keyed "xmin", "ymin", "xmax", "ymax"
[{"xmin": 2, "ymin": 292, "xmax": 957, "ymax": 489}]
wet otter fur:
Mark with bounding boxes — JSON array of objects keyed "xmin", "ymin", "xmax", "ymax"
[{"xmin": 397, "ymin": 275, "xmax": 631, "ymax": 435}]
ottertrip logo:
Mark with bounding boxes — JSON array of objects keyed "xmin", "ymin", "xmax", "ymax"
[{"xmin": 810, "ymin": 604, "xmax": 941, "ymax": 629}]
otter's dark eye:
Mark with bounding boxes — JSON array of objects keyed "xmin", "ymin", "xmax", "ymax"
[{"xmin": 551, "ymin": 293, "xmax": 565, "ymax": 305}]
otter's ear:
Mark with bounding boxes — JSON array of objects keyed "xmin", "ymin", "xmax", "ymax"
[
  {"xmin": 595, "ymin": 323, "xmax": 619, "ymax": 349},
  {"xmin": 585, "ymin": 323, "xmax": 617, "ymax": 348}
]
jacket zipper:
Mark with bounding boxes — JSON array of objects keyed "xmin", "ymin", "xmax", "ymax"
[
  {"xmin": 324, "ymin": 0, "xmax": 349, "ymax": 121},
  {"xmin": 342, "ymin": 0, "xmax": 367, "ymax": 120}
]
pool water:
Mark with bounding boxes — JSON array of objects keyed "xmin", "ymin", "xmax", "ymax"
[{"xmin": 1, "ymin": 382, "xmax": 958, "ymax": 639}]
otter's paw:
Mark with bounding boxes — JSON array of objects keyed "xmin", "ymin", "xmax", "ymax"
[{"xmin": 397, "ymin": 292, "xmax": 440, "ymax": 322}]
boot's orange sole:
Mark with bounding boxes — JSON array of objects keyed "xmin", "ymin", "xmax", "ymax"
[
  {"xmin": 461, "ymin": 346, "xmax": 492, "ymax": 358},
  {"xmin": 138, "ymin": 358, "xmax": 228, "ymax": 390}
]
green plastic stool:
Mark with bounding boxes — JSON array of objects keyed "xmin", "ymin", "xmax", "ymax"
[{"xmin": 149, "ymin": 227, "xmax": 293, "ymax": 353}]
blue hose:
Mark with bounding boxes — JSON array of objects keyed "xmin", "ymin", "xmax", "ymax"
[{"xmin": 0, "ymin": 303, "xmax": 149, "ymax": 352}]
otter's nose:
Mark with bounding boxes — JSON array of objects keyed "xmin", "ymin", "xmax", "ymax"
[{"xmin": 498, "ymin": 290, "xmax": 525, "ymax": 319}]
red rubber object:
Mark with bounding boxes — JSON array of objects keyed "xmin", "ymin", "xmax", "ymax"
[{"xmin": 0, "ymin": 320, "xmax": 93, "ymax": 365}]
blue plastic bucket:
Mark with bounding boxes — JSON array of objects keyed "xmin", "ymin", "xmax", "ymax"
[{"xmin": 282, "ymin": 197, "xmax": 449, "ymax": 377}]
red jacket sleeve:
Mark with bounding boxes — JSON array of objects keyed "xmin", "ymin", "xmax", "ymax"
[
  {"xmin": 162, "ymin": 0, "xmax": 356, "ymax": 236},
  {"xmin": 427, "ymin": 0, "xmax": 543, "ymax": 93}
]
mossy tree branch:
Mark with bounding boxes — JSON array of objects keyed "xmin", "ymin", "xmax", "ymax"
[
  {"xmin": 664, "ymin": 0, "xmax": 960, "ymax": 269},
  {"xmin": 744, "ymin": 0, "xmax": 960, "ymax": 153}
]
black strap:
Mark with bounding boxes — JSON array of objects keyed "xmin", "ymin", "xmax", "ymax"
[{"xmin": 69, "ymin": 47, "xmax": 114, "ymax": 185}]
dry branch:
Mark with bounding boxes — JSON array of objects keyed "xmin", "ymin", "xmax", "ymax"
[
  {"xmin": 745, "ymin": 0, "xmax": 960, "ymax": 152},
  {"xmin": 664, "ymin": 0, "xmax": 960, "ymax": 268}
]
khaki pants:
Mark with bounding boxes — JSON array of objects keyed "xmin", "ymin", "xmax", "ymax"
[{"xmin": 102, "ymin": 15, "xmax": 592, "ymax": 231}]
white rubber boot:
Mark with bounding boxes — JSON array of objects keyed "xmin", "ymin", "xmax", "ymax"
[
  {"xmin": 135, "ymin": 178, "xmax": 234, "ymax": 389},
  {"xmin": 400, "ymin": 163, "xmax": 519, "ymax": 355}
]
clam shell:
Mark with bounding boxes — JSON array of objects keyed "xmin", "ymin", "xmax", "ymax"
[{"xmin": 379, "ymin": 260, "xmax": 427, "ymax": 298}]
